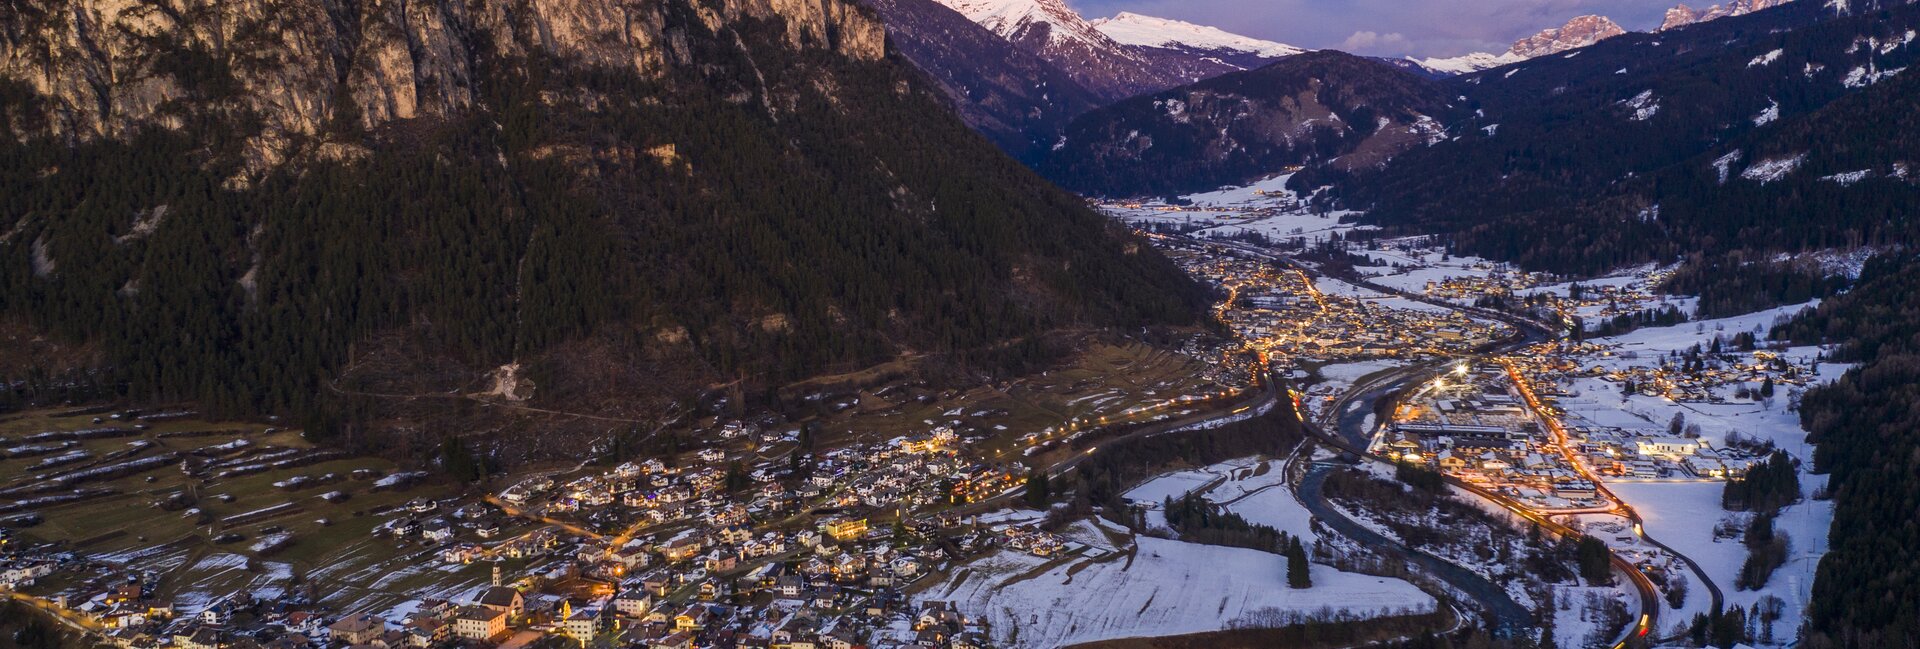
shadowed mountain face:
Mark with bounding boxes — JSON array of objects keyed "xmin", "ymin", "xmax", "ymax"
[
  {"xmin": 0, "ymin": 0, "xmax": 1205, "ymax": 455},
  {"xmin": 1038, "ymin": 51, "xmax": 1453, "ymax": 198},
  {"xmin": 1306, "ymin": 0, "xmax": 1920, "ymax": 275}
]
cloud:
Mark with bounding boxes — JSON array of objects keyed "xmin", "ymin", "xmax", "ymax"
[{"xmin": 1339, "ymin": 30, "xmax": 1409, "ymax": 53}]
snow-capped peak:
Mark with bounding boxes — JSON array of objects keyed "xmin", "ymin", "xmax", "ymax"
[
  {"xmin": 1412, "ymin": 51, "xmax": 1524, "ymax": 75},
  {"xmin": 1090, "ymin": 12, "xmax": 1305, "ymax": 58},
  {"xmin": 935, "ymin": 0, "xmax": 1113, "ymax": 50}
]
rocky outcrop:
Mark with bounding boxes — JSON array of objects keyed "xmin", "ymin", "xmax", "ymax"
[
  {"xmin": 1508, "ymin": 15, "xmax": 1625, "ymax": 59},
  {"xmin": 0, "ymin": 0, "xmax": 884, "ymax": 165},
  {"xmin": 1415, "ymin": 14, "xmax": 1626, "ymax": 75},
  {"xmin": 1659, "ymin": 0, "xmax": 1793, "ymax": 30}
]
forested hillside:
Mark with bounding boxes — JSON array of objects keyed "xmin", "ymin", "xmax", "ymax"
[
  {"xmin": 1769, "ymin": 254, "xmax": 1920, "ymax": 647},
  {"xmin": 1303, "ymin": 0, "xmax": 1920, "ymax": 275},
  {"xmin": 1040, "ymin": 51, "xmax": 1450, "ymax": 197},
  {"xmin": 0, "ymin": 0, "xmax": 1205, "ymax": 457}
]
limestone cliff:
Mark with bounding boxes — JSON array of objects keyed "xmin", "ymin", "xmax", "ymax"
[{"xmin": 0, "ymin": 0, "xmax": 885, "ymax": 166}]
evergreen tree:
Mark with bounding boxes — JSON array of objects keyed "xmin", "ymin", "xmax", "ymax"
[
  {"xmin": 449, "ymin": 438, "xmax": 488, "ymax": 482},
  {"xmin": 1286, "ymin": 536, "xmax": 1312, "ymax": 589},
  {"xmin": 1577, "ymin": 536, "xmax": 1612, "ymax": 585},
  {"xmin": 725, "ymin": 461, "xmax": 750, "ymax": 492},
  {"xmin": 1024, "ymin": 470, "xmax": 1051, "ymax": 508}
]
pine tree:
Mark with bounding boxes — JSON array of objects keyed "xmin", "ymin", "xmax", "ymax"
[
  {"xmin": 1024, "ymin": 470, "xmax": 1051, "ymax": 508},
  {"xmin": 1286, "ymin": 537, "xmax": 1312, "ymax": 589},
  {"xmin": 1578, "ymin": 536, "xmax": 1612, "ymax": 585}
]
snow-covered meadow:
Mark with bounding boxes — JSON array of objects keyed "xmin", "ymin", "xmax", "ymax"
[
  {"xmin": 921, "ymin": 458, "xmax": 1433, "ymax": 648},
  {"xmin": 920, "ymin": 529, "xmax": 1432, "ymax": 648}
]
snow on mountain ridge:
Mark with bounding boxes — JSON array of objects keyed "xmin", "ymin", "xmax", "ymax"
[
  {"xmin": 1091, "ymin": 12, "xmax": 1305, "ymax": 58},
  {"xmin": 936, "ymin": 0, "xmax": 1114, "ymax": 50},
  {"xmin": 1412, "ymin": 51, "xmax": 1524, "ymax": 75}
]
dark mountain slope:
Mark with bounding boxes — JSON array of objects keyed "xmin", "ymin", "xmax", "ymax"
[
  {"xmin": 1304, "ymin": 0, "xmax": 1920, "ymax": 274},
  {"xmin": 1770, "ymin": 253, "xmax": 1920, "ymax": 646},
  {"xmin": 0, "ymin": 0, "xmax": 1205, "ymax": 456},
  {"xmin": 855, "ymin": 0, "xmax": 1102, "ymax": 159},
  {"xmin": 1039, "ymin": 51, "xmax": 1452, "ymax": 197}
]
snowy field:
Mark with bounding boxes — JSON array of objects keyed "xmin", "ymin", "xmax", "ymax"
[
  {"xmin": 1316, "ymin": 360, "xmax": 1405, "ymax": 387},
  {"xmin": 924, "ymin": 459, "xmax": 1433, "ymax": 647},
  {"xmin": 1349, "ymin": 246, "xmax": 1509, "ymax": 296},
  {"xmin": 1613, "ymin": 480, "xmax": 1832, "ymax": 639},
  {"xmin": 921, "ymin": 533, "xmax": 1433, "ymax": 648},
  {"xmin": 1179, "ymin": 174, "xmax": 1299, "ymax": 206},
  {"xmin": 1100, "ymin": 174, "xmax": 1375, "ymax": 245},
  {"xmin": 1123, "ymin": 457, "xmax": 1319, "ymax": 542},
  {"xmin": 1216, "ymin": 472, "xmax": 1322, "ymax": 544},
  {"xmin": 1124, "ymin": 463, "xmax": 1238, "ymax": 505}
]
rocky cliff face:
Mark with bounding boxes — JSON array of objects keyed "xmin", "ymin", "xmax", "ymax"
[
  {"xmin": 1416, "ymin": 14, "xmax": 1626, "ymax": 74},
  {"xmin": 1508, "ymin": 15, "xmax": 1625, "ymax": 59},
  {"xmin": 1660, "ymin": 0, "xmax": 1793, "ymax": 30},
  {"xmin": 1, "ymin": 0, "xmax": 885, "ymax": 167}
]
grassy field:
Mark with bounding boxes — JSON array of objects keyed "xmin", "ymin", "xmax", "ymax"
[
  {"xmin": 816, "ymin": 343, "xmax": 1222, "ymax": 456},
  {"xmin": 0, "ymin": 408, "xmax": 506, "ymax": 617}
]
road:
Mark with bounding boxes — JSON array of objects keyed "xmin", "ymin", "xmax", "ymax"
[{"xmin": 5, "ymin": 590, "xmax": 107, "ymax": 639}]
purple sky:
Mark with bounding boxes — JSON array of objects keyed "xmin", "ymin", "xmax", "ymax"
[{"xmin": 1069, "ymin": 0, "xmax": 1686, "ymax": 57}]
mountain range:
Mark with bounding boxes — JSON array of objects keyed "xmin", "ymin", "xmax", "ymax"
[{"xmin": 871, "ymin": 0, "xmax": 1798, "ymax": 165}]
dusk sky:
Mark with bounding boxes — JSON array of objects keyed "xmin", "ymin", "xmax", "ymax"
[{"xmin": 1067, "ymin": 0, "xmax": 1686, "ymax": 58}]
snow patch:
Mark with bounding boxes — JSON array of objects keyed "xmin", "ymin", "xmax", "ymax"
[
  {"xmin": 1620, "ymin": 89, "xmax": 1660, "ymax": 121},
  {"xmin": 1842, "ymin": 64, "xmax": 1904, "ymax": 88},
  {"xmin": 1747, "ymin": 48, "xmax": 1783, "ymax": 67},
  {"xmin": 1713, "ymin": 150, "xmax": 1744, "ymax": 185},
  {"xmin": 1741, "ymin": 153, "xmax": 1807, "ymax": 183},
  {"xmin": 1752, "ymin": 98, "xmax": 1779, "ymax": 126},
  {"xmin": 1820, "ymin": 170, "xmax": 1871, "ymax": 186}
]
